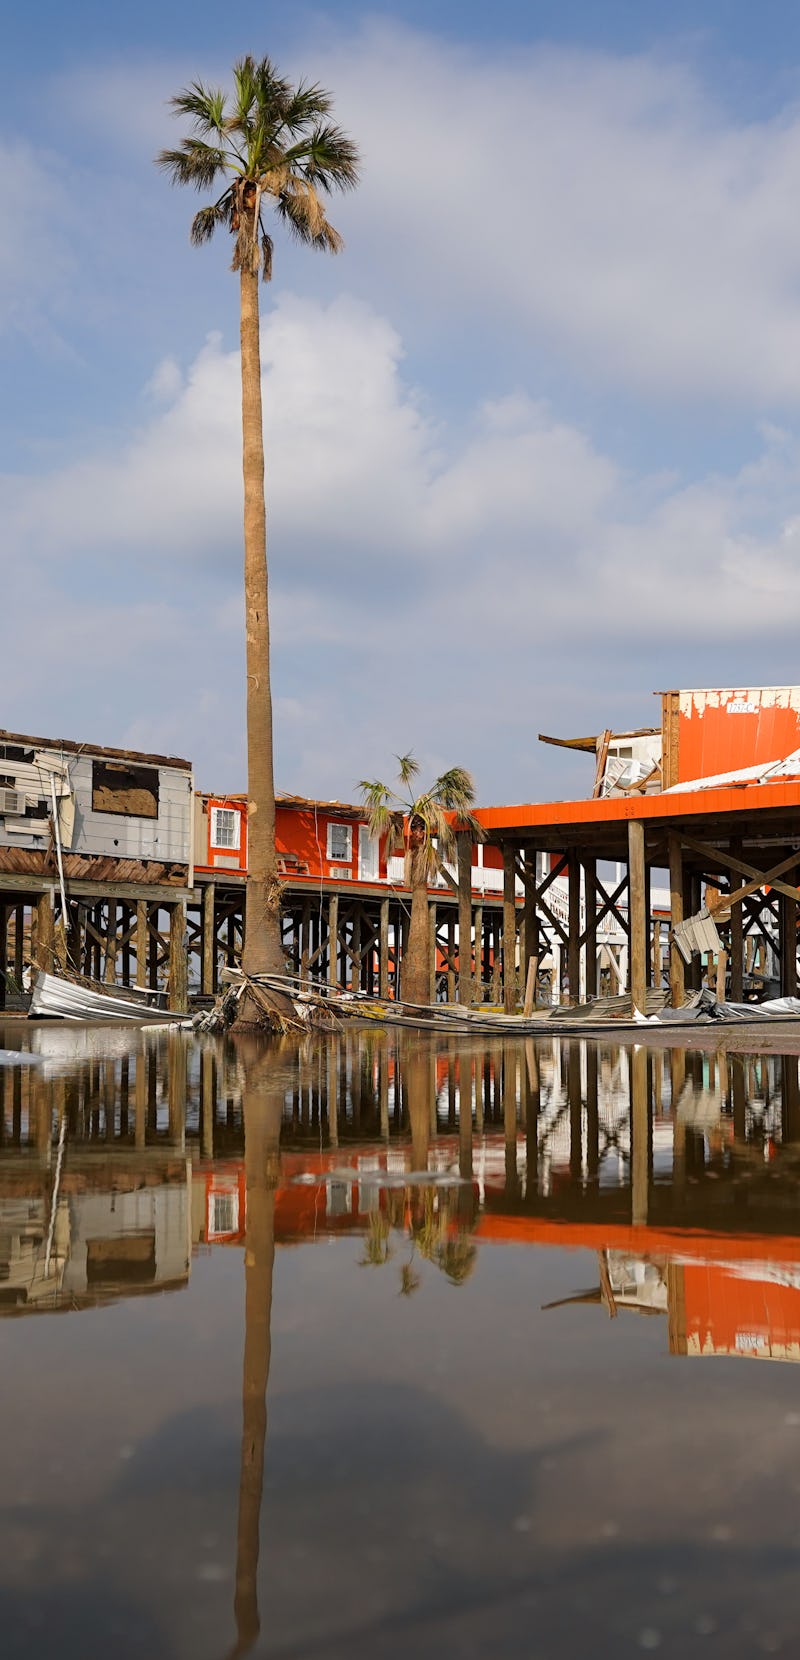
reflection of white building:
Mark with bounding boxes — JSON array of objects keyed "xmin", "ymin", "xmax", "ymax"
[
  {"xmin": 0, "ymin": 1165, "xmax": 191, "ymax": 1314},
  {"xmin": 0, "ymin": 1195, "xmax": 68, "ymax": 1309},
  {"xmin": 62, "ymin": 1178, "xmax": 191, "ymax": 1300}
]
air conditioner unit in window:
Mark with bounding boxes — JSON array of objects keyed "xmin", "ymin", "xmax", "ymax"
[{"xmin": 0, "ymin": 789, "xmax": 23, "ymax": 815}]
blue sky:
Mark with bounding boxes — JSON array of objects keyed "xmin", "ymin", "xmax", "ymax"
[{"xmin": 5, "ymin": 2, "xmax": 800, "ymax": 802}]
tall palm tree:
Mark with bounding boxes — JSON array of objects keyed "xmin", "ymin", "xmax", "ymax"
[
  {"xmin": 157, "ymin": 58, "xmax": 359, "ymax": 1003},
  {"xmin": 359, "ymin": 755, "xmax": 483, "ymax": 1006}
]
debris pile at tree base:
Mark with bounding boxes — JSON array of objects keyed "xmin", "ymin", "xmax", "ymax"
[{"xmin": 194, "ymin": 971, "xmax": 800, "ymax": 1040}]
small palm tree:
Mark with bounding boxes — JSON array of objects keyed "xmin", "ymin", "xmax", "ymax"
[
  {"xmin": 359, "ymin": 755, "xmax": 483, "ymax": 1006},
  {"xmin": 157, "ymin": 58, "xmax": 359, "ymax": 1004}
]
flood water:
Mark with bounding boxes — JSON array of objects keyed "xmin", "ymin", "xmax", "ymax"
[{"xmin": 3, "ymin": 1021, "xmax": 800, "ymax": 1657}]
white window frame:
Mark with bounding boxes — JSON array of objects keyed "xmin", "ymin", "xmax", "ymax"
[
  {"xmin": 210, "ymin": 806, "xmax": 241, "ymax": 851},
  {"xmin": 209, "ymin": 1188, "xmax": 240, "ymax": 1236},
  {"xmin": 326, "ymin": 821, "xmax": 353, "ymax": 863}
]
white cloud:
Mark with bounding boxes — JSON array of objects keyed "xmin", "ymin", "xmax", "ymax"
[
  {"xmin": 4, "ymin": 291, "xmax": 800, "ymax": 798},
  {"xmin": 312, "ymin": 23, "xmax": 800, "ymax": 407},
  {"xmin": 41, "ymin": 26, "xmax": 800, "ymax": 409}
]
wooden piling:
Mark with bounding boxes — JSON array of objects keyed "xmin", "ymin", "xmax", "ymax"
[
  {"xmin": 568, "ymin": 849, "xmax": 581, "ymax": 1005},
  {"xmin": 457, "ymin": 832, "xmax": 473, "ymax": 1005},
  {"xmin": 729, "ymin": 836, "xmax": 744, "ymax": 1000},
  {"xmin": 503, "ymin": 844, "xmax": 517, "ymax": 1014},
  {"xmin": 135, "ymin": 900, "xmax": 148, "ymax": 990},
  {"xmin": 35, "ymin": 890, "xmax": 55, "ymax": 974},
  {"xmin": 169, "ymin": 902, "xmax": 188, "ymax": 1012},
  {"xmin": 202, "ymin": 883, "xmax": 215, "ymax": 996},
  {"xmin": 781, "ymin": 868, "xmax": 798, "ymax": 998},
  {"xmin": 628, "ymin": 820, "xmax": 647, "ymax": 1012},
  {"xmin": 104, "ymin": 900, "xmax": 117, "ymax": 983},
  {"xmin": 473, "ymin": 904, "xmax": 483, "ymax": 1001},
  {"xmin": 668, "ymin": 832, "xmax": 685, "ymax": 1008},
  {"xmin": 328, "ymin": 893, "xmax": 339, "ymax": 989},
  {"xmin": 14, "ymin": 904, "xmax": 24, "ymax": 986},
  {"xmin": 583, "ymin": 857, "xmax": 597, "ymax": 1001},
  {"xmin": 522, "ymin": 851, "xmax": 539, "ymax": 1003},
  {"xmin": 379, "ymin": 898, "xmax": 389, "ymax": 999}
]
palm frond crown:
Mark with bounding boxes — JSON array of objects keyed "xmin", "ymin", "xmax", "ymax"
[
  {"xmin": 358, "ymin": 754, "xmax": 483, "ymax": 877},
  {"xmin": 156, "ymin": 53, "xmax": 360, "ymax": 280}
]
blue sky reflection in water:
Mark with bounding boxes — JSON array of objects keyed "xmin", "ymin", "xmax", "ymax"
[{"xmin": 2, "ymin": 1024, "xmax": 800, "ymax": 1656}]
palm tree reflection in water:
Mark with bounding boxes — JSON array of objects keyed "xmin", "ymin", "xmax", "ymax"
[
  {"xmin": 361, "ymin": 1043, "xmax": 478, "ymax": 1296},
  {"xmin": 229, "ymin": 1037, "xmax": 283, "ymax": 1658}
]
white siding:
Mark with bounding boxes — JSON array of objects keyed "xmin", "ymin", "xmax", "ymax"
[{"xmin": 0, "ymin": 744, "xmax": 193, "ymax": 863}]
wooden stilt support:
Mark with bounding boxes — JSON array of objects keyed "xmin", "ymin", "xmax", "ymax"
[
  {"xmin": 201, "ymin": 884, "xmax": 215, "ymax": 996},
  {"xmin": 457, "ymin": 832, "xmax": 473, "ymax": 1006},
  {"xmin": 503, "ymin": 845, "xmax": 517, "ymax": 1014},
  {"xmin": 568, "ymin": 849, "xmax": 581, "ymax": 1005},
  {"xmin": 447, "ymin": 913, "xmax": 456, "ymax": 1002},
  {"xmin": 729, "ymin": 836, "xmax": 744, "ymax": 1000},
  {"xmin": 583, "ymin": 857, "xmax": 597, "ymax": 1001},
  {"xmin": 328, "ymin": 893, "xmax": 339, "ymax": 989},
  {"xmin": 428, "ymin": 901, "xmax": 437, "ymax": 1004},
  {"xmin": 135, "ymin": 901, "xmax": 147, "ymax": 990},
  {"xmin": 523, "ymin": 851, "xmax": 539, "ymax": 1006},
  {"xmin": 14, "ymin": 904, "xmax": 24, "ymax": 986},
  {"xmin": 644, "ymin": 865, "xmax": 652, "ymax": 988},
  {"xmin": 781, "ymin": 867, "xmax": 798, "ymax": 999},
  {"xmin": 379, "ymin": 898, "xmax": 389, "ymax": 999},
  {"xmin": 473, "ymin": 904, "xmax": 483, "ymax": 1002},
  {"xmin": 169, "ymin": 902, "xmax": 188, "ymax": 1012},
  {"xmin": 35, "ymin": 889, "xmax": 55, "ymax": 974},
  {"xmin": 104, "ymin": 900, "xmax": 117, "ymax": 984},
  {"xmin": 628, "ymin": 820, "xmax": 647, "ymax": 1012},
  {"xmin": 0, "ymin": 904, "xmax": 6, "ymax": 1010},
  {"xmin": 668, "ymin": 831, "xmax": 685, "ymax": 1008},
  {"xmin": 492, "ymin": 917, "xmax": 502, "ymax": 1006}
]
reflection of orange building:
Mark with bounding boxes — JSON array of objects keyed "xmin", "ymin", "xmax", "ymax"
[
  {"xmin": 676, "ymin": 1260, "xmax": 800, "ymax": 1362},
  {"xmin": 478, "ymin": 1214, "xmax": 800, "ymax": 1364},
  {"xmin": 194, "ymin": 1141, "xmax": 475, "ymax": 1248}
]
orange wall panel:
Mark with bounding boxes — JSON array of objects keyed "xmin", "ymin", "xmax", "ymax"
[
  {"xmin": 683, "ymin": 1261, "xmax": 800, "ymax": 1360},
  {"xmin": 676, "ymin": 687, "xmax": 800, "ymax": 782}
]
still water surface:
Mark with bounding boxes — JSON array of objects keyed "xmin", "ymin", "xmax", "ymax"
[{"xmin": 2, "ymin": 1021, "xmax": 800, "ymax": 1657}]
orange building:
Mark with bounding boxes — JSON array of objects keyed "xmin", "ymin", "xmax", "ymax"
[{"xmin": 193, "ymin": 789, "xmax": 505, "ymax": 895}]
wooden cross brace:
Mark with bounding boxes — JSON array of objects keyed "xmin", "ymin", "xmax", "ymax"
[
  {"xmin": 579, "ymin": 872, "xmax": 629, "ymax": 947},
  {"xmin": 513, "ymin": 852, "xmax": 570, "ymax": 946},
  {"xmin": 678, "ymin": 832, "xmax": 800, "ymax": 912}
]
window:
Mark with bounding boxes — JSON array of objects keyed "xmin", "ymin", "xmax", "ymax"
[
  {"xmin": 327, "ymin": 822, "xmax": 352, "ymax": 863},
  {"xmin": 211, "ymin": 1191, "xmax": 239, "ymax": 1235},
  {"xmin": 92, "ymin": 760, "xmax": 159, "ymax": 818},
  {"xmin": 211, "ymin": 806, "xmax": 241, "ymax": 850}
]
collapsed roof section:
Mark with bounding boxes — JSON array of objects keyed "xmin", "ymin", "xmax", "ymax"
[{"xmin": 539, "ymin": 687, "xmax": 800, "ymax": 800}]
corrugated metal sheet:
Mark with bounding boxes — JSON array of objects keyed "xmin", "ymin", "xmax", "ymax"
[{"xmin": 674, "ymin": 686, "xmax": 800, "ymax": 783}]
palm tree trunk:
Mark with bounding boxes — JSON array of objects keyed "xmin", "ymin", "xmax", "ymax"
[
  {"xmin": 238, "ymin": 260, "xmax": 284, "ymax": 990},
  {"xmin": 230, "ymin": 1043, "xmax": 282, "ymax": 1657},
  {"xmin": 402, "ymin": 852, "xmax": 431, "ymax": 1005}
]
